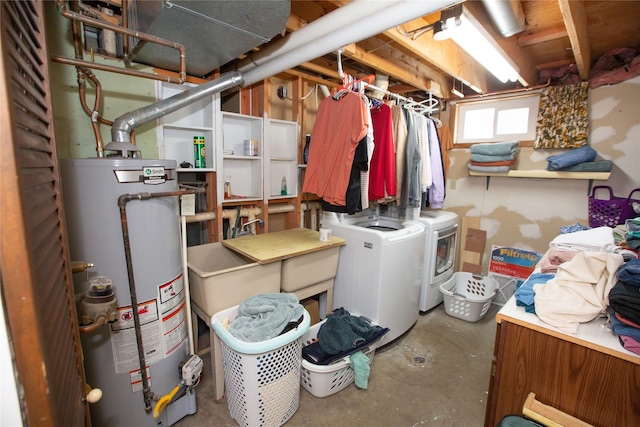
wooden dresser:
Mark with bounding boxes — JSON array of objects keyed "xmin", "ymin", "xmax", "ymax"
[{"xmin": 484, "ymin": 297, "xmax": 640, "ymax": 426}]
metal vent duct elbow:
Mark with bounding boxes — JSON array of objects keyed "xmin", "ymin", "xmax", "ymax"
[
  {"xmin": 126, "ymin": 0, "xmax": 290, "ymax": 77},
  {"xmin": 481, "ymin": 0, "xmax": 526, "ymax": 37}
]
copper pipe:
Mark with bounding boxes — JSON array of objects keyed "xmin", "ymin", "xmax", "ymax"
[
  {"xmin": 122, "ymin": 0, "xmax": 130, "ymax": 55},
  {"xmin": 76, "ymin": 67, "xmax": 109, "ymax": 156},
  {"xmin": 54, "ymin": 0, "xmax": 187, "ymax": 83},
  {"xmin": 68, "ymin": 1, "xmax": 83, "ymax": 59},
  {"xmin": 79, "ymin": 316, "xmax": 107, "ymax": 334},
  {"xmin": 51, "ymin": 55, "xmax": 183, "ymax": 84},
  {"xmin": 71, "ymin": 261, "xmax": 94, "ymax": 273},
  {"xmin": 448, "ymin": 78, "xmax": 552, "ymax": 102}
]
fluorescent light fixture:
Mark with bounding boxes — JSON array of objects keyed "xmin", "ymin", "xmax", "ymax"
[
  {"xmin": 436, "ymin": 7, "xmax": 520, "ymax": 84},
  {"xmin": 451, "ymin": 87, "xmax": 465, "ymax": 98}
]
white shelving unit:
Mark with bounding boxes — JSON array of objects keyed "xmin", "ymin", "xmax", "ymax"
[
  {"xmin": 156, "ymin": 82, "xmax": 217, "ymax": 170},
  {"xmin": 218, "ymin": 112, "xmax": 264, "ymax": 202},
  {"xmin": 265, "ymin": 117, "xmax": 299, "ymax": 199}
]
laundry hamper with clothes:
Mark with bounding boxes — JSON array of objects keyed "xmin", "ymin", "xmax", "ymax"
[
  {"xmin": 440, "ymin": 272, "xmax": 498, "ymax": 322},
  {"xmin": 299, "ymin": 319, "xmax": 386, "ymax": 398},
  {"xmin": 211, "ymin": 305, "xmax": 310, "ymax": 427}
]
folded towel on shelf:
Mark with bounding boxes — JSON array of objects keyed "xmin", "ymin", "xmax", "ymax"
[
  {"xmin": 546, "ymin": 145, "xmax": 597, "ymax": 170},
  {"xmin": 470, "ymin": 141, "xmax": 520, "ymax": 156},
  {"xmin": 470, "ymin": 152, "xmax": 517, "ymax": 163},
  {"xmin": 228, "ymin": 293, "xmax": 304, "ymax": 342},
  {"xmin": 470, "ymin": 158, "xmax": 517, "ymax": 167},
  {"xmin": 467, "ymin": 164, "xmax": 511, "ymax": 173},
  {"xmin": 546, "ymin": 160, "xmax": 612, "ymax": 172}
]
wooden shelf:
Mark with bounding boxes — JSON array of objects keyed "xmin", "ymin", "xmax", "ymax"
[
  {"xmin": 468, "ymin": 169, "xmax": 611, "ymax": 191},
  {"xmin": 468, "ymin": 169, "xmax": 611, "ymax": 180}
]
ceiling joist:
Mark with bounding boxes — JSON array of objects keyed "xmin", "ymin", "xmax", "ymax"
[{"xmin": 558, "ymin": 0, "xmax": 591, "ymax": 79}]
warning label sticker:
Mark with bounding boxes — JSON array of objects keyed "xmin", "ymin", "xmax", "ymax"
[{"xmin": 110, "ymin": 275, "xmax": 187, "ymax": 374}]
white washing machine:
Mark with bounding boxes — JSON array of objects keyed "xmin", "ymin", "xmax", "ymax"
[
  {"xmin": 417, "ymin": 210, "xmax": 459, "ymax": 312},
  {"xmin": 323, "ymin": 212, "xmax": 425, "ymax": 345}
]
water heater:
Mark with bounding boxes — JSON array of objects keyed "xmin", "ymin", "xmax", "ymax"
[{"xmin": 60, "ymin": 158, "xmax": 195, "ymax": 426}]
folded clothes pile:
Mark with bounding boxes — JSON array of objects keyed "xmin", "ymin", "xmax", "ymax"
[
  {"xmin": 609, "ymin": 259, "xmax": 640, "ymax": 355},
  {"xmin": 467, "ymin": 141, "xmax": 519, "ymax": 173},
  {"xmin": 546, "ymin": 145, "xmax": 612, "ymax": 172}
]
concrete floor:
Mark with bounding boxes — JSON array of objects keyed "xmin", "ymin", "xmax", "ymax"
[{"xmin": 174, "ymin": 302, "xmax": 501, "ymax": 427}]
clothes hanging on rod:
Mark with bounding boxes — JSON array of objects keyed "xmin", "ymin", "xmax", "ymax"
[
  {"xmin": 368, "ymin": 101, "xmax": 396, "ymax": 201},
  {"xmin": 424, "ymin": 118, "xmax": 445, "ymax": 209},
  {"xmin": 302, "ymin": 90, "xmax": 368, "ymax": 208},
  {"xmin": 303, "ymin": 50, "xmax": 446, "ymax": 214},
  {"xmin": 415, "ymin": 114, "xmax": 432, "ymax": 193}
]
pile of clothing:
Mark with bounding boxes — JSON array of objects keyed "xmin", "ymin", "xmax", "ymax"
[
  {"xmin": 467, "ymin": 141, "xmax": 519, "ymax": 173},
  {"xmin": 514, "ymin": 226, "xmax": 624, "ymax": 333},
  {"xmin": 227, "ymin": 293, "xmax": 304, "ymax": 342},
  {"xmin": 609, "ymin": 259, "xmax": 640, "ymax": 355},
  {"xmin": 302, "ymin": 308, "xmax": 389, "ymax": 389},
  {"xmin": 623, "ymin": 217, "xmax": 640, "ymax": 252},
  {"xmin": 546, "ymin": 145, "xmax": 612, "ymax": 172}
]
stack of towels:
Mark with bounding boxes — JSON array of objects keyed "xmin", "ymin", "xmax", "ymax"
[
  {"xmin": 609, "ymin": 259, "xmax": 640, "ymax": 355},
  {"xmin": 546, "ymin": 145, "xmax": 612, "ymax": 172},
  {"xmin": 468, "ymin": 141, "xmax": 519, "ymax": 173}
]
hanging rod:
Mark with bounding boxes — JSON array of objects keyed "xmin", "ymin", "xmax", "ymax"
[{"xmin": 335, "ymin": 49, "xmax": 439, "ymax": 116}]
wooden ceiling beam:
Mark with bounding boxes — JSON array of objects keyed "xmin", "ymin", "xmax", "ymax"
[
  {"xmin": 341, "ymin": 42, "xmax": 450, "ymax": 98},
  {"xmin": 518, "ymin": 25, "xmax": 568, "ymax": 47},
  {"xmin": 558, "ymin": 0, "xmax": 591, "ymax": 79}
]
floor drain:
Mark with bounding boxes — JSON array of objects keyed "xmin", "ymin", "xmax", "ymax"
[{"xmin": 413, "ymin": 356, "xmax": 427, "ymax": 364}]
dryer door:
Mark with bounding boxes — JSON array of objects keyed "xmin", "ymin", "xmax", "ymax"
[{"xmin": 434, "ymin": 224, "xmax": 457, "ymax": 280}]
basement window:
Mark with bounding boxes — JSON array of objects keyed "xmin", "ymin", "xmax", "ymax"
[{"xmin": 452, "ymin": 93, "xmax": 540, "ymax": 146}]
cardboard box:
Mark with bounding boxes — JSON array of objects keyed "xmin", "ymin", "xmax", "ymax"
[{"xmin": 302, "ymin": 298, "xmax": 320, "ymax": 325}]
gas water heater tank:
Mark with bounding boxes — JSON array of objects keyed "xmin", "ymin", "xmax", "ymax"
[{"xmin": 60, "ymin": 158, "xmax": 194, "ymax": 426}]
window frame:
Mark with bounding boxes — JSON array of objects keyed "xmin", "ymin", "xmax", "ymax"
[{"xmin": 450, "ymin": 92, "xmax": 541, "ymax": 148}]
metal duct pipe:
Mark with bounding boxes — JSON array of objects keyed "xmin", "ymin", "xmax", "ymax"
[
  {"xmin": 236, "ymin": 0, "xmax": 402, "ymax": 73},
  {"xmin": 480, "ymin": 0, "xmax": 526, "ymax": 37},
  {"xmin": 242, "ymin": 0, "xmax": 457, "ymax": 86},
  {"xmin": 108, "ymin": 0, "xmax": 456, "ymax": 151},
  {"xmin": 106, "ymin": 71, "xmax": 244, "ymax": 153}
]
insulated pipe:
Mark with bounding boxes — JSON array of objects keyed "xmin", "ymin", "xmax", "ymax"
[
  {"xmin": 108, "ymin": 0, "xmax": 456, "ymax": 148},
  {"xmin": 235, "ymin": 0, "xmax": 401, "ymax": 73},
  {"xmin": 240, "ymin": 0, "xmax": 458, "ymax": 87},
  {"xmin": 268, "ymin": 204, "xmax": 295, "ymax": 214}
]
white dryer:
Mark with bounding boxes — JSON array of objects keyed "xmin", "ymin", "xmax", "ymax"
[
  {"xmin": 416, "ymin": 210, "xmax": 459, "ymax": 312},
  {"xmin": 323, "ymin": 212, "xmax": 425, "ymax": 345}
]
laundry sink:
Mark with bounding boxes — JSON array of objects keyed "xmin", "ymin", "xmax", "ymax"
[{"xmin": 187, "ymin": 242, "xmax": 280, "ymax": 316}]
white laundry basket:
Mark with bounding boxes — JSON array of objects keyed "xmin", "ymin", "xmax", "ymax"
[
  {"xmin": 440, "ymin": 272, "xmax": 498, "ymax": 322},
  {"xmin": 211, "ymin": 305, "xmax": 310, "ymax": 427},
  {"xmin": 299, "ymin": 319, "xmax": 385, "ymax": 398}
]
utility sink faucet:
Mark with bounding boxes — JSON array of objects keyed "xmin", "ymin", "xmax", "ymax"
[{"xmin": 236, "ymin": 218, "xmax": 264, "ymax": 236}]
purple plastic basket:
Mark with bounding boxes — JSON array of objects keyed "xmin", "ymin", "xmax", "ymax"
[{"xmin": 588, "ymin": 186, "xmax": 640, "ymax": 228}]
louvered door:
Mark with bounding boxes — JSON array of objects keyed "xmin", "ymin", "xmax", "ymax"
[{"xmin": 0, "ymin": 1, "xmax": 89, "ymax": 426}]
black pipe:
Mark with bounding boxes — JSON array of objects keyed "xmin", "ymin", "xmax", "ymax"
[{"xmin": 117, "ymin": 188, "xmax": 204, "ymax": 413}]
